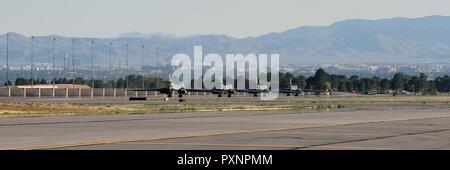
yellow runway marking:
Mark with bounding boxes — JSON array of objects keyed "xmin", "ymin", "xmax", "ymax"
[
  {"xmin": 311, "ymin": 146, "xmax": 391, "ymax": 150},
  {"xmin": 262, "ymin": 131, "xmax": 394, "ymax": 136},
  {"xmin": 121, "ymin": 142, "xmax": 390, "ymax": 150},
  {"xmin": 12, "ymin": 127, "xmax": 313, "ymax": 150},
  {"xmin": 9, "ymin": 115, "xmax": 450, "ymax": 150},
  {"xmin": 124, "ymin": 142, "xmax": 306, "ymax": 148}
]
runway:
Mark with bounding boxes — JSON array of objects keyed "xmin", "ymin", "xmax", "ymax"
[{"xmin": 1, "ymin": 107, "xmax": 450, "ymax": 150}]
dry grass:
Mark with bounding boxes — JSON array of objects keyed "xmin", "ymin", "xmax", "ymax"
[
  {"xmin": 0, "ymin": 103, "xmax": 143, "ymax": 117},
  {"xmin": 0, "ymin": 102, "xmax": 345, "ymax": 118},
  {"xmin": 0, "ymin": 95, "xmax": 449, "ymax": 118}
]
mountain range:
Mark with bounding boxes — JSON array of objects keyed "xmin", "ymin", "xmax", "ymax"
[{"xmin": 1, "ymin": 15, "xmax": 450, "ymax": 67}]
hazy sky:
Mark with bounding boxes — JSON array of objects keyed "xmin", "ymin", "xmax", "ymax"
[{"xmin": 1, "ymin": 0, "xmax": 450, "ymax": 38}]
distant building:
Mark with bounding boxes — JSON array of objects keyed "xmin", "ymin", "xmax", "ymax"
[{"xmin": 14, "ymin": 84, "xmax": 91, "ymax": 89}]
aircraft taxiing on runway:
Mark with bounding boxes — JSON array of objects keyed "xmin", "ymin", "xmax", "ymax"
[
  {"xmin": 127, "ymin": 83, "xmax": 270, "ymax": 98},
  {"xmin": 189, "ymin": 84, "xmax": 236, "ymax": 98},
  {"xmin": 127, "ymin": 81, "xmax": 327, "ymax": 98},
  {"xmin": 279, "ymin": 85, "xmax": 324, "ymax": 96},
  {"xmin": 128, "ymin": 83, "xmax": 188, "ymax": 98},
  {"xmin": 279, "ymin": 78, "xmax": 327, "ymax": 96},
  {"xmin": 235, "ymin": 84, "xmax": 270, "ymax": 97},
  {"xmin": 280, "ymin": 79, "xmax": 302, "ymax": 96}
]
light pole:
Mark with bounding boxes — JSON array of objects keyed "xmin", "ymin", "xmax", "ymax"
[
  {"xmin": 6, "ymin": 33, "xmax": 9, "ymax": 87},
  {"xmin": 125, "ymin": 44, "xmax": 129, "ymax": 89},
  {"xmin": 63, "ymin": 52, "xmax": 66, "ymax": 78},
  {"xmin": 109, "ymin": 41, "xmax": 112, "ymax": 88},
  {"xmin": 72, "ymin": 39, "xmax": 75, "ymax": 88},
  {"xmin": 31, "ymin": 36, "xmax": 34, "ymax": 88},
  {"xmin": 156, "ymin": 46, "xmax": 159, "ymax": 89},
  {"xmin": 52, "ymin": 37, "xmax": 56, "ymax": 88},
  {"xmin": 91, "ymin": 40, "xmax": 95, "ymax": 89},
  {"xmin": 141, "ymin": 45, "xmax": 144, "ymax": 89}
]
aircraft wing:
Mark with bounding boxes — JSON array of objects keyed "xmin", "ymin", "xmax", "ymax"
[
  {"xmin": 187, "ymin": 89, "xmax": 217, "ymax": 93},
  {"xmin": 279, "ymin": 89, "xmax": 297, "ymax": 94},
  {"xmin": 304, "ymin": 89, "xmax": 322, "ymax": 93},
  {"xmin": 235, "ymin": 89, "xmax": 258, "ymax": 93}
]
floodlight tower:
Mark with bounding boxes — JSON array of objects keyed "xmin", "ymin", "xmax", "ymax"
[
  {"xmin": 6, "ymin": 33, "xmax": 9, "ymax": 87},
  {"xmin": 91, "ymin": 40, "xmax": 95, "ymax": 89},
  {"xmin": 62, "ymin": 51, "xmax": 69, "ymax": 80},
  {"xmin": 63, "ymin": 51, "xmax": 68, "ymax": 80},
  {"xmin": 156, "ymin": 46, "xmax": 159, "ymax": 88},
  {"xmin": 109, "ymin": 41, "xmax": 112, "ymax": 88},
  {"xmin": 141, "ymin": 45, "xmax": 145, "ymax": 89},
  {"xmin": 31, "ymin": 36, "xmax": 34, "ymax": 88},
  {"xmin": 72, "ymin": 39, "xmax": 75, "ymax": 88},
  {"xmin": 52, "ymin": 37, "xmax": 56, "ymax": 88},
  {"xmin": 125, "ymin": 44, "xmax": 129, "ymax": 89}
]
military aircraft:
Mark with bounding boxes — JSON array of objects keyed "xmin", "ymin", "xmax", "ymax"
[
  {"xmin": 236, "ymin": 84, "xmax": 270, "ymax": 97},
  {"xmin": 302, "ymin": 88, "xmax": 331, "ymax": 96},
  {"xmin": 280, "ymin": 78, "xmax": 303, "ymax": 96},
  {"xmin": 128, "ymin": 82, "xmax": 237, "ymax": 98},
  {"xmin": 189, "ymin": 84, "xmax": 236, "ymax": 98},
  {"xmin": 128, "ymin": 82, "xmax": 188, "ymax": 98},
  {"xmin": 278, "ymin": 78, "xmax": 331, "ymax": 96}
]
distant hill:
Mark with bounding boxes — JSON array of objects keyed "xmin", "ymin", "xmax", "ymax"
[
  {"xmin": 1, "ymin": 15, "xmax": 450, "ymax": 66},
  {"xmin": 115, "ymin": 31, "xmax": 176, "ymax": 39}
]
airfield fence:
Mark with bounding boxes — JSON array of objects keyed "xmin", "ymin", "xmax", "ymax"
[{"xmin": 0, "ymin": 88, "xmax": 249, "ymax": 98}]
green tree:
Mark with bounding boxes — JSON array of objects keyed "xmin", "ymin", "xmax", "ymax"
[
  {"xmin": 435, "ymin": 75, "xmax": 450, "ymax": 92},
  {"xmin": 338, "ymin": 80, "xmax": 348, "ymax": 92},
  {"xmin": 295, "ymin": 76, "xmax": 306, "ymax": 89},
  {"xmin": 313, "ymin": 68, "xmax": 331, "ymax": 91},
  {"xmin": 15, "ymin": 78, "xmax": 28, "ymax": 85},
  {"xmin": 349, "ymin": 75, "xmax": 360, "ymax": 92},
  {"xmin": 391, "ymin": 73, "xmax": 408, "ymax": 91},
  {"xmin": 417, "ymin": 73, "xmax": 429, "ymax": 93},
  {"xmin": 379, "ymin": 78, "xmax": 391, "ymax": 94}
]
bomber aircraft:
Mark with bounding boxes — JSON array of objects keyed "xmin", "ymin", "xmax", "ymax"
[
  {"xmin": 127, "ymin": 82, "xmax": 271, "ymax": 99},
  {"xmin": 128, "ymin": 82, "xmax": 188, "ymax": 98}
]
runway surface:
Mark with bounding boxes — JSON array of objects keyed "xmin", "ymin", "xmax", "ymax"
[{"xmin": 1, "ymin": 107, "xmax": 450, "ymax": 150}]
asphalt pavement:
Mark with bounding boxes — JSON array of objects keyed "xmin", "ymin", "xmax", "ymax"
[{"xmin": 0, "ymin": 107, "xmax": 449, "ymax": 150}]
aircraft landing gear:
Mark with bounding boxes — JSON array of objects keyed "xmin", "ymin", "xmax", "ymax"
[
  {"xmin": 253, "ymin": 94, "xmax": 258, "ymax": 97},
  {"xmin": 294, "ymin": 93, "xmax": 299, "ymax": 96},
  {"xmin": 218, "ymin": 94, "xmax": 222, "ymax": 98},
  {"xmin": 227, "ymin": 94, "xmax": 232, "ymax": 98},
  {"xmin": 178, "ymin": 94, "xmax": 183, "ymax": 98},
  {"xmin": 287, "ymin": 93, "xmax": 291, "ymax": 96},
  {"xmin": 168, "ymin": 94, "xmax": 173, "ymax": 98}
]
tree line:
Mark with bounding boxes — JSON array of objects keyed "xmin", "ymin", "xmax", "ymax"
[
  {"xmin": 11, "ymin": 75, "xmax": 169, "ymax": 89},
  {"xmin": 280, "ymin": 68, "xmax": 450, "ymax": 94},
  {"xmin": 7, "ymin": 68, "xmax": 450, "ymax": 94}
]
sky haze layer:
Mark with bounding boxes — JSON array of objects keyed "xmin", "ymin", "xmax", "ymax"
[{"xmin": 1, "ymin": 0, "xmax": 450, "ymax": 38}]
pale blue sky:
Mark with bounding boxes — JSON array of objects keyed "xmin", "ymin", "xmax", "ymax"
[{"xmin": 1, "ymin": 0, "xmax": 450, "ymax": 38}]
